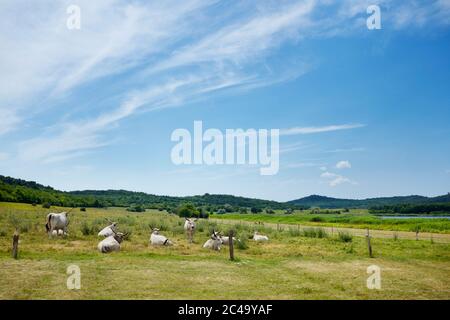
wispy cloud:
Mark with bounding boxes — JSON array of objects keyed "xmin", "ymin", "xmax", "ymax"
[
  {"xmin": 3, "ymin": 0, "xmax": 448, "ymax": 160},
  {"xmin": 280, "ymin": 124, "xmax": 365, "ymax": 136},
  {"xmin": 0, "ymin": 152, "xmax": 10, "ymax": 161},
  {"xmin": 286, "ymin": 162, "xmax": 323, "ymax": 168},
  {"xmin": 0, "ymin": 108, "xmax": 20, "ymax": 135},
  {"xmin": 324, "ymin": 147, "xmax": 366, "ymax": 153}
]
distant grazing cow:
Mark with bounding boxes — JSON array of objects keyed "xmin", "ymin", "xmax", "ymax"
[
  {"xmin": 97, "ymin": 231, "xmax": 127, "ymax": 253},
  {"xmin": 203, "ymin": 230, "xmax": 223, "ymax": 251},
  {"xmin": 150, "ymin": 228, "xmax": 173, "ymax": 246},
  {"xmin": 253, "ymin": 231, "xmax": 269, "ymax": 242},
  {"xmin": 98, "ymin": 221, "xmax": 118, "ymax": 237},
  {"xmin": 46, "ymin": 212, "xmax": 69, "ymax": 238},
  {"xmin": 184, "ymin": 218, "xmax": 197, "ymax": 243}
]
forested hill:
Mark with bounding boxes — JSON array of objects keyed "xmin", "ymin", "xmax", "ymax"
[
  {"xmin": 1, "ymin": 174, "xmax": 449, "ymax": 211},
  {"xmin": 287, "ymin": 194, "xmax": 450, "ymax": 209},
  {"xmin": 0, "ymin": 175, "xmax": 289, "ymax": 210}
]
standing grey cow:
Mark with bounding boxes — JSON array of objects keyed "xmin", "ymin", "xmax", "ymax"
[
  {"xmin": 46, "ymin": 211, "xmax": 70, "ymax": 238},
  {"xmin": 184, "ymin": 218, "xmax": 197, "ymax": 243}
]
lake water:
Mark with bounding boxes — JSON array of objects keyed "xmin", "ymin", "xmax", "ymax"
[{"xmin": 380, "ymin": 216, "xmax": 450, "ymax": 220}]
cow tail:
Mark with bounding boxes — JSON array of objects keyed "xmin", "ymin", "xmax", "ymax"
[{"xmin": 45, "ymin": 214, "xmax": 52, "ymax": 232}]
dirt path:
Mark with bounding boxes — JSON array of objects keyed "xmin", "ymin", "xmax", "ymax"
[{"xmin": 211, "ymin": 219, "xmax": 450, "ymax": 244}]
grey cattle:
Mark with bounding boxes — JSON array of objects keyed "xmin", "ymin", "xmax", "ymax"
[
  {"xmin": 184, "ymin": 218, "xmax": 197, "ymax": 243},
  {"xmin": 46, "ymin": 212, "xmax": 69, "ymax": 238}
]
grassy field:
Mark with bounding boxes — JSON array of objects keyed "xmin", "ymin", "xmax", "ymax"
[
  {"xmin": 212, "ymin": 210, "xmax": 450, "ymax": 234},
  {"xmin": 0, "ymin": 202, "xmax": 449, "ymax": 299}
]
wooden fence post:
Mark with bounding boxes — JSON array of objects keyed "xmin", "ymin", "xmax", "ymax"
[
  {"xmin": 366, "ymin": 228, "xmax": 373, "ymax": 258},
  {"xmin": 12, "ymin": 229, "xmax": 19, "ymax": 259},
  {"xmin": 229, "ymin": 230, "xmax": 235, "ymax": 261}
]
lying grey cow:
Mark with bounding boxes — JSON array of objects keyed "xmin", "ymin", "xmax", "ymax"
[
  {"xmin": 46, "ymin": 211, "xmax": 69, "ymax": 238},
  {"xmin": 203, "ymin": 230, "xmax": 223, "ymax": 251},
  {"xmin": 217, "ymin": 232, "xmax": 238, "ymax": 246},
  {"xmin": 150, "ymin": 228, "xmax": 173, "ymax": 246},
  {"xmin": 98, "ymin": 231, "xmax": 127, "ymax": 253},
  {"xmin": 98, "ymin": 220, "xmax": 118, "ymax": 237}
]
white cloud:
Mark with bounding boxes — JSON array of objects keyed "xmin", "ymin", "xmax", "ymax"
[
  {"xmin": 320, "ymin": 171, "xmax": 355, "ymax": 187},
  {"xmin": 336, "ymin": 160, "xmax": 352, "ymax": 169},
  {"xmin": 329, "ymin": 176, "xmax": 352, "ymax": 187}
]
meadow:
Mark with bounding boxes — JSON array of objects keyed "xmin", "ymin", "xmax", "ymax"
[
  {"xmin": 212, "ymin": 209, "xmax": 450, "ymax": 234},
  {"xmin": 0, "ymin": 202, "xmax": 449, "ymax": 299}
]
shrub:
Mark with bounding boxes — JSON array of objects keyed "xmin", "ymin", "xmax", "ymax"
[
  {"xmin": 199, "ymin": 211, "xmax": 210, "ymax": 219},
  {"xmin": 42, "ymin": 203, "xmax": 51, "ymax": 209},
  {"xmin": 80, "ymin": 207, "xmax": 87, "ymax": 212},
  {"xmin": 176, "ymin": 203, "xmax": 199, "ymax": 218},
  {"xmin": 147, "ymin": 218, "xmax": 169, "ymax": 231},
  {"xmin": 338, "ymin": 232, "xmax": 353, "ymax": 242},
  {"xmin": 80, "ymin": 221, "xmax": 95, "ymax": 236},
  {"xmin": 288, "ymin": 227, "xmax": 301, "ymax": 237},
  {"xmin": 250, "ymin": 207, "xmax": 262, "ymax": 214},
  {"xmin": 236, "ymin": 237, "xmax": 248, "ymax": 250},
  {"xmin": 120, "ymin": 227, "xmax": 133, "ymax": 240},
  {"xmin": 310, "ymin": 216, "xmax": 324, "ymax": 222},
  {"xmin": 224, "ymin": 204, "xmax": 234, "ymax": 213},
  {"xmin": 239, "ymin": 207, "xmax": 248, "ymax": 214},
  {"xmin": 127, "ymin": 205, "xmax": 145, "ymax": 212},
  {"xmin": 302, "ymin": 228, "xmax": 328, "ymax": 238},
  {"xmin": 285, "ymin": 208, "xmax": 294, "ymax": 214}
]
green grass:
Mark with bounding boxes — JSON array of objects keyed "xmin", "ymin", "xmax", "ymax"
[
  {"xmin": 0, "ymin": 202, "xmax": 449, "ymax": 299},
  {"xmin": 212, "ymin": 210, "xmax": 450, "ymax": 234}
]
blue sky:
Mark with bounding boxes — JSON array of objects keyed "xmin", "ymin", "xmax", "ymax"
[{"xmin": 0, "ymin": 0, "xmax": 449, "ymax": 201}]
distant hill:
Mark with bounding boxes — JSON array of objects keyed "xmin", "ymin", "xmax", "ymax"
[
  {"xmin": 0, "ymin": 175, "xmax": 291, "ymax": 210},
  {"xmin": 287, "ymin": 194, "xmax": 450, "ymax": 209},
  {"xmin": 1, "ymin": 174, "xmax": 449, "ymax": 211}
]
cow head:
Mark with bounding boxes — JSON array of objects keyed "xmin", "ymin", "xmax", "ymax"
[
  {"xmin": 113, "ymin": 232, "xmax": 126, "ymax": 243},
  {"xmin": 185, "ymin": 218, "xmax": 196, "ymax": 231}
]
